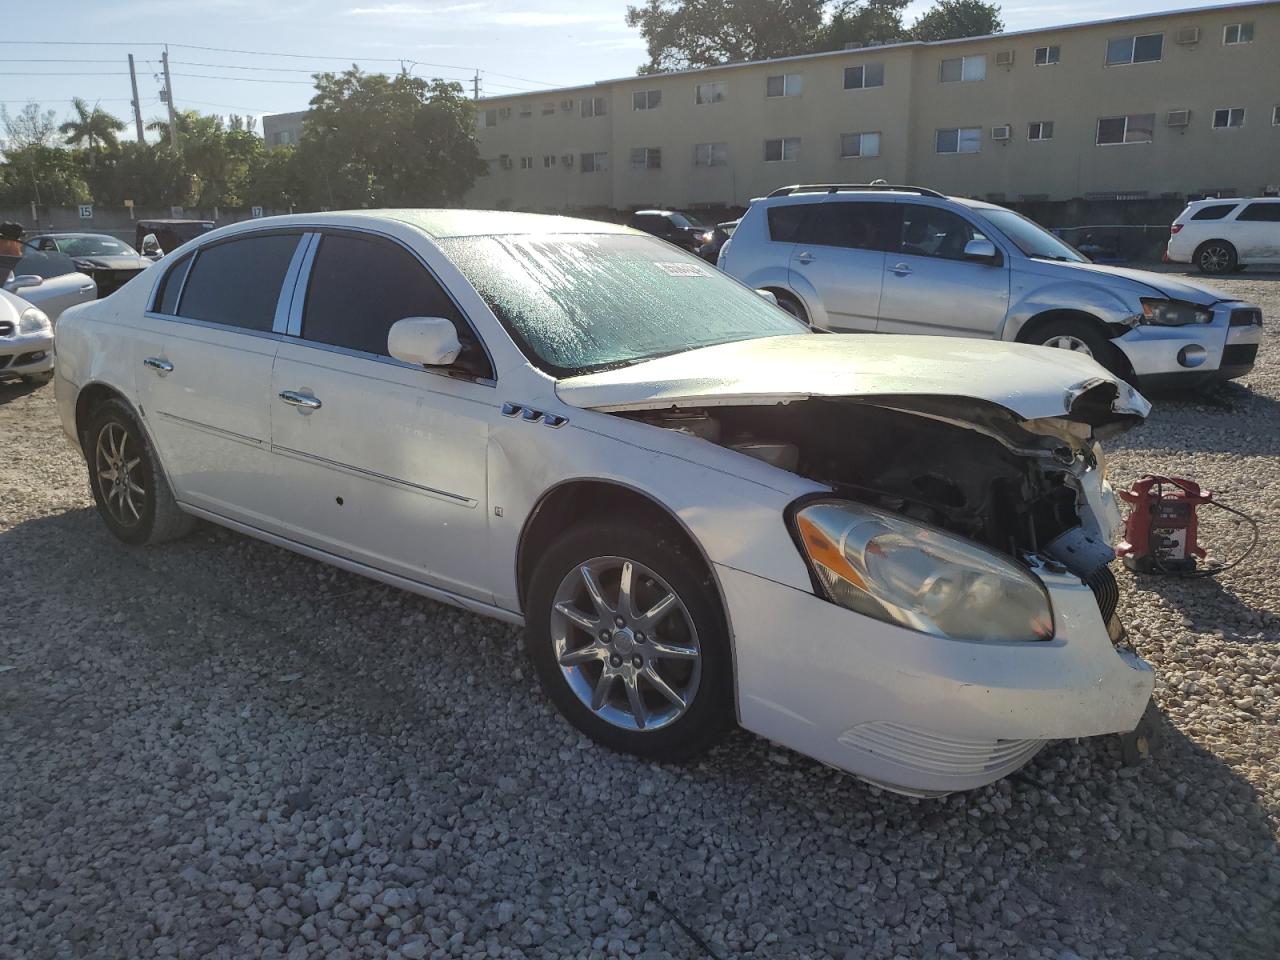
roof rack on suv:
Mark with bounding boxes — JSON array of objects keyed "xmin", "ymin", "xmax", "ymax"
[{"xmin": 766, "ymin": 184, "xmax": 945, "ymax": 199}]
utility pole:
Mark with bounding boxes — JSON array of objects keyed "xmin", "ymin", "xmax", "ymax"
[
  {"xmin": 472, "ymin": 70, "xmax": 480, "ymax": 101},
  {"xmin": 161, "ymin": 45, "xmax": 180, "ymax": 154},
  {"xmin": 127, "ymin": 54, "xmax": 145, "ymax": 144}
]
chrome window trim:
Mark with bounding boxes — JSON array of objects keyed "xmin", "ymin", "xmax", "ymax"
[
  {"xmin": 287, "ymin": 224, "xmax": 498, "ymax": 386},
  {"xmin": 274, "ymin": 233, "xmax": 318, "ymax": 335},
  {"xmin": 284, "ymin": 233, "xmax": 321, "ymax": 337},
  {"xmin": 141, "ymin": 311, "xmax": 293, "ymax": 345}
]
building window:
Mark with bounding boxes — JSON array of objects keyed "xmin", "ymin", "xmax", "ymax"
[
  {"xmin": 693, "ymin": 142, "xmax": 728, "ymax": 167},
  {"xmin": 1213, "ymin": 107, "xmax": 1246, "ymax": 128},
  {"xmin": 936, "ymin": 127, "xmax": 982, "ymax": 154},
  {"xmin": 519, "ymin": 156, "xmax": 534, "ymax": 170},
  {"xmin": 1096, "ymin": 113, "xmax": 1155, "ymax": 145},
  {"xmin": 695, "ymin": 81, "xmax": 726, "ymax": 104},
  {"xmin": 630, "ymin": 147, "xmax": 662, "ymax": 169},
  {"xmin": 766, "ymin": 73, "xmax": 803, "ymax": 98},
  {"xmin": 1034, "ymin": 45, "xmax": 1060, "ymax": 65},
  {"xmin": 541, "ymin": 102, "xmax": 555, "ymax": 116},
  {"xmin": 940, "ymin": 55, "xmax": 986, "ymax": 82},
  {"xmin": 632, "ymin": 89, "xmax": 661, "ymax": 110},
  {"xmin": 1223, "ymin": 22, "xmax": 1254, "ymax": 44},
  {"xmin": 581, "ymin": 96, "xmax": 607, "ymax": 118},
  {"xmin": 764, "ymin": 137, "xmax": 800, "ymax": 162},
  {"xmin": 839, "ymin": 131, "xmax": 880, "ymax": 158},
  {"xmin": 580, "ymin": 151, "xmax": 609, "ymax": 173},
  {"xmin": 479, "ymin": 108, "xmax": 498, "ymax": 128},
  {"xmin": 1027, "ymin": 121, "xmax": 1054, "ymax": 141},
  {"xmin": 843, "ymin": 63, "xmax": 885, "ymax": 89},
  {"xmin": 518, "ymin": 105, "xmax": 532, "ymax": 118},
  {"xmin": 543, "ymin": 155, "xmax": 556, "ymax": 168},
  {"xmin": 1106, "ymin": 33, "xmax": 1163, "ymax": 65}
]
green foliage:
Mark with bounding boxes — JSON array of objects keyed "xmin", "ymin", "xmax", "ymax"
[
  {"xmin": 59, "ymin": 98, "xmax": 126, "ymax": 158},
  {"xmin": 0, "ymin": 144, "xmax": 91, "ymax": 205},
  {"xmin": 294, "ymin": 68, "xmax": 484, "ymax": 209},
  {"xmin": 824, "ymin": 1, "xmax": 911, "ymax": 50},
  {"xmin": 908, "ymin": 0, "xmax": 1003, "ymax": 41}
]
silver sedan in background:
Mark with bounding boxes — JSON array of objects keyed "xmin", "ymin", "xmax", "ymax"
[{"xmin": 3, "ymin": 248, "xmax": 97, "ymax": 325}]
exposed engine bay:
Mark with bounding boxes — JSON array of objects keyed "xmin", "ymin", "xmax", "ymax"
[{"xmin": 625, "ymin": 395, "xmax": 1125, "ymax": 622}]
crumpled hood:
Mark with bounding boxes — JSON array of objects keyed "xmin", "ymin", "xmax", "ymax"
[
  {"xmin": 556, "ymin": 334, "xmax": 1151, "ymax": 423},
  {"xmin": 1037, "ymin": 259, "xmax": 1227, "ymax": 305}
]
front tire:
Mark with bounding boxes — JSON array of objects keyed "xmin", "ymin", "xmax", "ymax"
[
  {"xmin": 85, "ymin": 398, "xmax": 195, "ymax": 546},
  {"xmin": 1195, "ymin": 240, "xmax": 1237, "ymax": 275},
  {"xmin": 526, "ymin": 522, "xmax": 734, "ymax": 762},
  {"xmin": 772, "ymin": 290, "xmax": 810, "ymax": 326},
  {"xmin": 1026, "ymin": 317, "xmax": 1127, "ymax": 378}
]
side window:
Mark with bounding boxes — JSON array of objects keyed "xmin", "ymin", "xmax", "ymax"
[
  {"xmin": 796, "ymin": 202, "xmax": 900, "ymax": 251},
  {"xmin": 153, "ymin": 253, "xmax": 193, "ymax": 314},
  {"xmin": 301, "ymin": 233, "xmax": 481, "ymax": 368},
  {"xmin": 1190, "ymin": 204, "xmax": 1238, "ymax": 221},
  {"xmin": 177, "ymin": 234, "xmax": 300, "ymax": 331},
  {"xmin": 899, "ymin": 206, "xmax": 987, "ymax": 261},
  {"xmin": 1237, "ymin": 203, "xmax": 1280, "ymax": 222},
  {"xmin": 766, "ymin": 204, "xmax": 814, "ymax": 242}
]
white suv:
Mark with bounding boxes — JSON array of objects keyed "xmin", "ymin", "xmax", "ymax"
[
  {"xmin": 719, "ymin": 184, "xmax": 1264, "ymax": 389},
  {"xmin": 1166, "ymin": 197, "xmax": 1280, "ymax": 275}
]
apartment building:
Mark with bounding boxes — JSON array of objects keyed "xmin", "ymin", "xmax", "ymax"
[{"xmin": 464, "ymin": 1, "xmax": 1280, "ymax": 212}]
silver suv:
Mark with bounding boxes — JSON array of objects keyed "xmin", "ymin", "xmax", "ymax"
[{"xmin": 719, "ymin": 185, "xmax": 1263, "ymax": 387}]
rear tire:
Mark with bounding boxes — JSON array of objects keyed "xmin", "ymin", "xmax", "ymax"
[
  {"xmin": 1194, "ymin": 240, "xmax": 1237, "ymax": 275},
  {"xmin": 526, "ymin": 522, "xmax": 734, "ymax": 762},
  {"xmin": 772, "ymin": 290, "xmax": 810, "ymax": 326},
  {"xmin": 85, "ymin": 398, "xmax": 195, "ymax": 546},
  {"xmin": 1025, "ymin": 317, "xmax": 1127, "ymax": 378}
]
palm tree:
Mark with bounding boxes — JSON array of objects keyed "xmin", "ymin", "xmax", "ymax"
[{"xmin": 59, "ymin": 98, "xmax": 125, "ymax": 165}]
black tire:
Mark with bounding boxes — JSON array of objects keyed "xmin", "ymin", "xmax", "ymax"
[
  {"xmin": 20, "ymin": 372, "xmax": 54, "ymax": 386},
  {"xmin": 85, "ymin": 398, "xmax": 195, "ymax": 546},
  {"xmin": 772, "ymin": 290, "xmax": 810, "ymax": 326},
  {"xmin": 1194, "ymin": 240, "xmax": 1237, "ymax": 275},
  {"xmin": 526, "ymin": 521, "xmax": 734, "ymax": 762},
  {"xmin": 1025, "ymin": 317, "xmax": 1127, "ymax": 378}
]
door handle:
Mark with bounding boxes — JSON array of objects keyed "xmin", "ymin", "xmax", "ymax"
[
  {"xmin": 142, "ymin": 356, "xmax": 173, "ymax": 375},
  {"xmin": 891, "ymin": 262, "xmax": 913, "ymax": 275},
  {"xmin": 796, "ymin": 251, "xmax": 815, "ymax": 265},
  {"xmin": 279, "ymin": 390, "xmax": 322, "ymax": 410}
]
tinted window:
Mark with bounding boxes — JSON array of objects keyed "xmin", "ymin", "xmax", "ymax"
[
  {"xmin": 796, "ymin": 202, "xmax": 899, "ymax": 251},
  {"xmin": 767, "ymin": 205, "xmax": 814, "ymax": 242},
  {"xmin": 9, "ymin": 250, "xmax": 79, "ymax": 280},
  {"xmin": 1237, "ymin": 202, "xmax": 1280, "ymax": 223},
  {"xmin": 1191, "ymin": 204, "xmax": 1238, "ymax": 221},
  {"xmin": 899, "ymin": 206, "xmax": 987, "ymax": 260},
  {"xmin": 178, "ymin": 234, "xmax": 300, "ymax": 331},
  {"xmin": 154, "ymin": 254, "xmax": 193, "ymax": 314},
  {"xmin": 302, "ymin": 233, "xmax": 465, "ymax": 357}
]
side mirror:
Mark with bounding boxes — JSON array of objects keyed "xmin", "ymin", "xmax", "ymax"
[
  {"xmin": 141, "ymin": 234, "xmax": 163, "ymax": 259},
  {"xmin": 963, "ymin": 238, "xmax": 1000, "ymax": 264},
  {"xmin": 388, "ymin": 316, "xmax": 462, "ymax": 367},
  {"xmin": 8, "ymin": 274, "xmax": 43, "ymax": 291},
  {"xmin": 755, "ymin": 289, "xmax": 779, "ymax": 306}
]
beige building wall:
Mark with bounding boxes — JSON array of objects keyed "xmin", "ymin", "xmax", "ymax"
[{"xmin": 465, "ymin": 1, "xmax": 1280, "ymax": 212}]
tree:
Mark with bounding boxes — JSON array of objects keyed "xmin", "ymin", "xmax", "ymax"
[
  {"xmin": 908, "ymin": 0, "xmax": 1003, "ymax": 41},
  {"xmin": 821, "ymin": 1, "xmax": 910, "ymax": 50},
  {"xmin": 1, "ymin": 102, "xmax": 59, "ymax": 152},
  {"xmin": 0, "ymin": 144, "xmax": 91, "ymax": 206},
  {"xmin": 58, "ymin": 98, "xmax": 125, "ymax": 165},
  {"xmin": 626, "ymin": 0, "xmax": 827, "ymax": 72},
  {"xmin": 294, "ymin": 68, "xmax": 484, "ymax": 209}
]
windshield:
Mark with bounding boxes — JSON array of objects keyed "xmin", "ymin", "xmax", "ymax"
[
  {"xmin": 670, "ymin": 212, "xmax": 704, "ymax": 229},
  {"xmin": 438, "ymin": 233, "xmax": 803, "ymax": 376},
  {"xmin": 54, "ymin": 235, "xmax": 138, "ymax": 257},
  {"xmin": 981, "ymin": 209, "xmax": 1087, "ymax": 263}
]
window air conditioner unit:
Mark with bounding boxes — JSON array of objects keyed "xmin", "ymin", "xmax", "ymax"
[
  {"xmin": 991, "ymin": 124, "xmax": 1012, "ymax": 141},
  {"xmin": 560, "ymin": 99, "xmax": 575, "ymax": 112},
  {"xmin": 1175, "ymin": 26, "xmax": 1200, "ymax": 44},
  {"xmin": 1167, "ymin": 109, "xmax": 1191, "ymax": 127},
  {"xmin": 561, "ymin": 154, "xmax": 574, "ymax": 166},
  {"xmin": 995, "ymin": 50, "xmax": 1014, "ymax": 67}
]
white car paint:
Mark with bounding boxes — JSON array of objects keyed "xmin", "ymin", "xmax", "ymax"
[
  {"xmin": 1166, "ymin": 196, "xmax": 1280, "ymax": 271},
  {"xmin": 54, "ymin": 210, "xmax": 1156, "ymax": 796},
  {"xmin": 0, "ymin": 288, "xmax": 55, "ymax": 382}
]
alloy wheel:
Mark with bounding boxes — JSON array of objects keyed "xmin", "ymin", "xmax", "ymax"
[
  {"xmin": 1199, "ymin": 245, "xmax": 1230, "ymax": 273},
  {"xmin": 550, "ymin": 556, "xmax": 701, "ymax": 732},
  {"xmin": 1043, "ymin": 334, "xmax": 1094, "ymax": 357},
  {"xmin": 95, "ymin": 422, "xmax": 146, "ymax": 526}
]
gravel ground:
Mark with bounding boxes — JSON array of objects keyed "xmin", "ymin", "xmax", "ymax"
[{"xmin": 2, "ymin": 270, "xmax": 1278, "ymax": 960}]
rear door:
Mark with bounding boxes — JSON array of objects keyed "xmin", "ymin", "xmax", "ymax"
[
  {"xmin": 877, "ymin": 203, "xmax": 1010, "ymax": 337},
  {"xmin": 269, "ymin": 230, "xmax": 497, "ymax": 602},
  {"xmin": 788, "ymin": 200, "xmax": 897, "ymax": 332},
  {"xmin": 1232, "ymin": 201, "xmax": 1280, "ymax": 263},
  {"xmin": 137, "ymin": 230, "xmax": 306, "ymax": 524}
]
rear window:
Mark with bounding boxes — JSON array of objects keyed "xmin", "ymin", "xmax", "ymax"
[
  {"xmin": 177, "ymin": 234, "xmax": 300, "ymax": 331},
  {"xmin": 1190, "ymin": 204, "xmax": 1238, "ymax": 221},
  {"xmin": 766, "ymin": 204, "xmax": 813, "ymax": 242}
]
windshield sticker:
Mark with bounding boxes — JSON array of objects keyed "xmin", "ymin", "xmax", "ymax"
[{"xmin": 654, "ymin": 261, "xmax": 710, "ymax": 278}]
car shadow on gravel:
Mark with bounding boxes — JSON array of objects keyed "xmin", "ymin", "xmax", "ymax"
[
  {"xmin": 0, "ymin": 379, "xmax": 45, "ymax": 406},
  {"xmin": 1130, "ymin": 571, "xmax": 1275, "ymax": 638}
]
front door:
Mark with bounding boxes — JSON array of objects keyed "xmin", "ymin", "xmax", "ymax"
[
  {"xmin": 788, "ymin": 200, "xmax": 897, "ymax": 332},
  {"xmin": 135, "ymin": 231, "xmax": 304, "ymax": 525},
  {"xmin": 876, "ymin": 203, "xmax": 1010, "ymax": 337},
  {"xmin": 1232, "ymin": 201, "xmax": 1280, "ymax": 264},
  {"xmin": 268, "ymin": 230, "xmax": 496, "ymax": 603}
]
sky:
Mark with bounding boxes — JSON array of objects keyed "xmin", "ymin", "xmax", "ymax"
[{"xmin": 0, "ymin": 0, "xmax": 1251, "ymax": 134}]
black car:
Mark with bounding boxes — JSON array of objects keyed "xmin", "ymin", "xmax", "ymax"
[
  {"xmin": 625, "ymin": 210, "xmax": 709, "ymax": 252},
  {"xmin": 27, "ymin": 233, "xmax": 150, "ymax": 298},
  {"xmin": 695, "ymin": 219, "xmax": 740, "ymax": 263}
]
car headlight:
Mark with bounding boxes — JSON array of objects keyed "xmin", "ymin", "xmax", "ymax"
[
  {"xmin": 1139, "ymin": 298, "xmax": 1213, "ymax": 326},
  {"xmin": 18, "ymin": 306, "xmax": 51, "ymax": 336},
  {"xmin": 792, "ymin": 500, "xmax": 1055, "ymax": 643}
]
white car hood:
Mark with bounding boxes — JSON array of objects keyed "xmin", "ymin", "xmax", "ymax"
[{"xmin": 556, "ymin": 334, "xmax": 1151, "ymax": 422}]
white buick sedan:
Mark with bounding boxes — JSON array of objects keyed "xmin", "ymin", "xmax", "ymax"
[{"xmin": 54, "ymin": 211, "xmax": 1156, "ymax": 796}]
